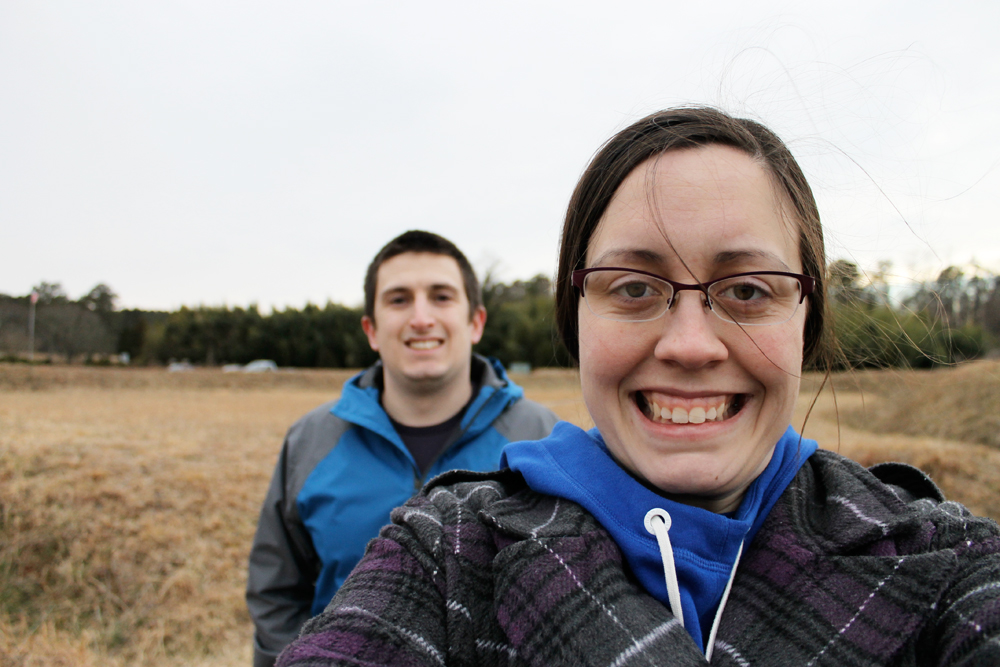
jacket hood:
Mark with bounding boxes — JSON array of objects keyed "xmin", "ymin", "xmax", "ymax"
[
  {"xmin": 502, "ymin": 422, "xmax": 817, "ymax": 652},
  {"xmin": 333, "ymin": 354, "xmax": 523, "ymax": 453}
]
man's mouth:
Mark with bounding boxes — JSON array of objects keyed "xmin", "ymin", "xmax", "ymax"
[
  {"xmin": 634, "ymin": 391, "xmax": 745, "ymax": 424},
  {"xmin": 406, "ymin": 339, "xmax": 443, "ymax": 350}
]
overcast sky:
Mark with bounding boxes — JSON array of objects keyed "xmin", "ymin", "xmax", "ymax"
[{"xmin": 2, "ymin": 1, "xmax": 998, "ymax": 310}]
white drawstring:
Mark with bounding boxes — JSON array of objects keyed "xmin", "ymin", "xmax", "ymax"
[
  {"xmin": 644, "ymin": 508, "xmax": 684, "ymax": 628},
  {"xmin": 704, "ymin": 540, "xmax": 743, "ymax": 662},
  {"xmin": 645, "ymin": 507, "xmax": 746, "ymax": 661}
]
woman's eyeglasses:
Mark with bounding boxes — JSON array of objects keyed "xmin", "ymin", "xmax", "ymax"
[{"xmin": 572, "ymin": 268, "xmax": 815, "ymax": 326}]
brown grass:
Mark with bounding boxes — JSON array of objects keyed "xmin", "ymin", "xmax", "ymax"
[
  {"xmin": 2, "ymin": 363, "xmax": 999, "ymax": 665},
  {"xmin": 794, "ymin": 374, "xmax": 1000, "ymax": 520},
  {"xmin": 832, "ymin": 360, "xmax": 1000, "ymax": 449},
  {"xmin": 0, "ymin": 370, "xmax": 336, "ymax": 666}
]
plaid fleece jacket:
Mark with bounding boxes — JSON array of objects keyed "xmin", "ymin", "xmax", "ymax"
[{"xmin": 277, "ymin": 449, "xmax": 1000, "ymax": 666}]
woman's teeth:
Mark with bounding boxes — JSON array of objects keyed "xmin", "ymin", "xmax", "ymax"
[{"xmin": 642, "ymin": 395, "xmax": 733, "ymax": 424}]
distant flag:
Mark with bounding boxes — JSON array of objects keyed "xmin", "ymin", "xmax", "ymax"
[{"xmin": 28, "ymin": 291, "xmax": 37, "ymax": 361}]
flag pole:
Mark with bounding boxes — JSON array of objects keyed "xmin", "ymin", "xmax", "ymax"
[{"xmin": 28, "ymin": 291, "xmax": 37, "ymax": 362}]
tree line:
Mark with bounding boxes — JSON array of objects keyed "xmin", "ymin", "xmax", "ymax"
[
  {"xmin": 0, "ymin": 276, "xmax": 568, "ymax": 369},
  {"xmin": 2, "ymin": 263, "xmax": 998, "ymax": 370}
]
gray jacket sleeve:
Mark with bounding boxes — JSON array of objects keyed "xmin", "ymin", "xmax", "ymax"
[{"xmin": 246, "ymin": 434, "xmax": 322, "ymax": 667}]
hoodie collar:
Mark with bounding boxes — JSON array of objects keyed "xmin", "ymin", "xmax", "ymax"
[{"xmin": 502, "ymin": 422, "xmax": 817, "ymax": 652}]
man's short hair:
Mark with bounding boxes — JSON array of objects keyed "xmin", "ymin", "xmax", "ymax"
[{"xmin": 364, "ymin": 230, "xmax": 482, "ymax": 322}]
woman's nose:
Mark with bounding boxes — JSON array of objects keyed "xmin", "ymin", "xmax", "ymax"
[{"xmin": 652, "ymin": 291, "xmax": 729, "ymax": 368}]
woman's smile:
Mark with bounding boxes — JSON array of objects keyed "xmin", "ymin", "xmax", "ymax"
[{"xmin": 634, "ymin": 390, "xmax": 745, "ymax": 425}]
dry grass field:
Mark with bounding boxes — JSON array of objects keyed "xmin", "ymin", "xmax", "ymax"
[{"xmin": 3, "ymin": 361, "xmax": 1000, "ymax": 665}]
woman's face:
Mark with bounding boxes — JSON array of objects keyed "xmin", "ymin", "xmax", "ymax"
[{"xmin": 578, "ymin": 145, "xmax": 807, "ymax": 513}]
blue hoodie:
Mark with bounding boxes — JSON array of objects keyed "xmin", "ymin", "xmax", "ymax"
[{"xmin": 502, "ymin": 422, "xmax": 817, "ymax": 652}]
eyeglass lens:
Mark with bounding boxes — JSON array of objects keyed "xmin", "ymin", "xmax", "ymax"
[{"xmin": 582, "ymin": 270, "xmax": 804, "ymax": 325}]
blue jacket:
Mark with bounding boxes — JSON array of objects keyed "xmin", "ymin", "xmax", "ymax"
[{"xmin": 246, "ymin": 355, "xmax": 559, "ymax": 667}]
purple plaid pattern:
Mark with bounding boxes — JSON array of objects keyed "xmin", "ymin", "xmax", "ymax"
[{"xmin": 279, "ymin": 450, "xmax": 1000, "ymax": 666}]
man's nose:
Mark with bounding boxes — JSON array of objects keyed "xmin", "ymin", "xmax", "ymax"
[{"xmin": 409, "ymin": 295, "xmax": 436, "ymax": 329}]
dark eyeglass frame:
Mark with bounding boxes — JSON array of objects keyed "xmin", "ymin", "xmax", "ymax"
[{"xmin": 571, "ymin": 267, "xmax": 816, "ymax": 322}]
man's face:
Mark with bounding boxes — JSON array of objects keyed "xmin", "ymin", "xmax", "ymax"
[{"xmin": 362, "ymin": 252, "xmax": 486, "ymax": 392}]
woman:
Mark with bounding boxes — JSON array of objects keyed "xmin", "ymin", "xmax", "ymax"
[{"xmin": 277, "ymin": 108, "xmax": 1000, "ymax": 666}]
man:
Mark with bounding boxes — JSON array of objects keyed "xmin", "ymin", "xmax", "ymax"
[{"xmin": 246, "ymin": 230, "xmax": 559, "ymax": 667}]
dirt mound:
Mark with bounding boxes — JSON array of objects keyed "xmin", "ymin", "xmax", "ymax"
[{"xmin": 837, "ymin": 360, "xmax": 1000, "ymax": 449}]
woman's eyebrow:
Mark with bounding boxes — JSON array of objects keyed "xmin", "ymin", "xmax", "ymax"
[
  {"xmin": 590, "ymin": 248, "xmax": 667, "ymax": 266},
  {"xmin": 590, "ymin": 248, "xmax": 792, "ymax": 271},
  {"xmin": 713, "ymin": 249, "xmax": 792, "ymax": 271}
]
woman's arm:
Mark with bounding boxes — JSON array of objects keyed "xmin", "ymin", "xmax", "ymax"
[{"xmin": 276, "ymin": 496, "xmax": 452, "ymax": 667}]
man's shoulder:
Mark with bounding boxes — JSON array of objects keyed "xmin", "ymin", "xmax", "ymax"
[
  {"xmin": 289, "ymin": 399, "xmax": 345, "ymax": 435},
  {"xmin": 285, "ymin": 367, "xmax": 380, "ymax": 447},
  {"xmin": 489, "ymin": 396, "xmax": 559, "ymax": 442},
  {"xmin": 279, "ymin": 396, "xmax": 385, "ymax": 502},
  {"xmin": 284, "ymin": 399, "xmax": 358, "ymax": 463}
]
